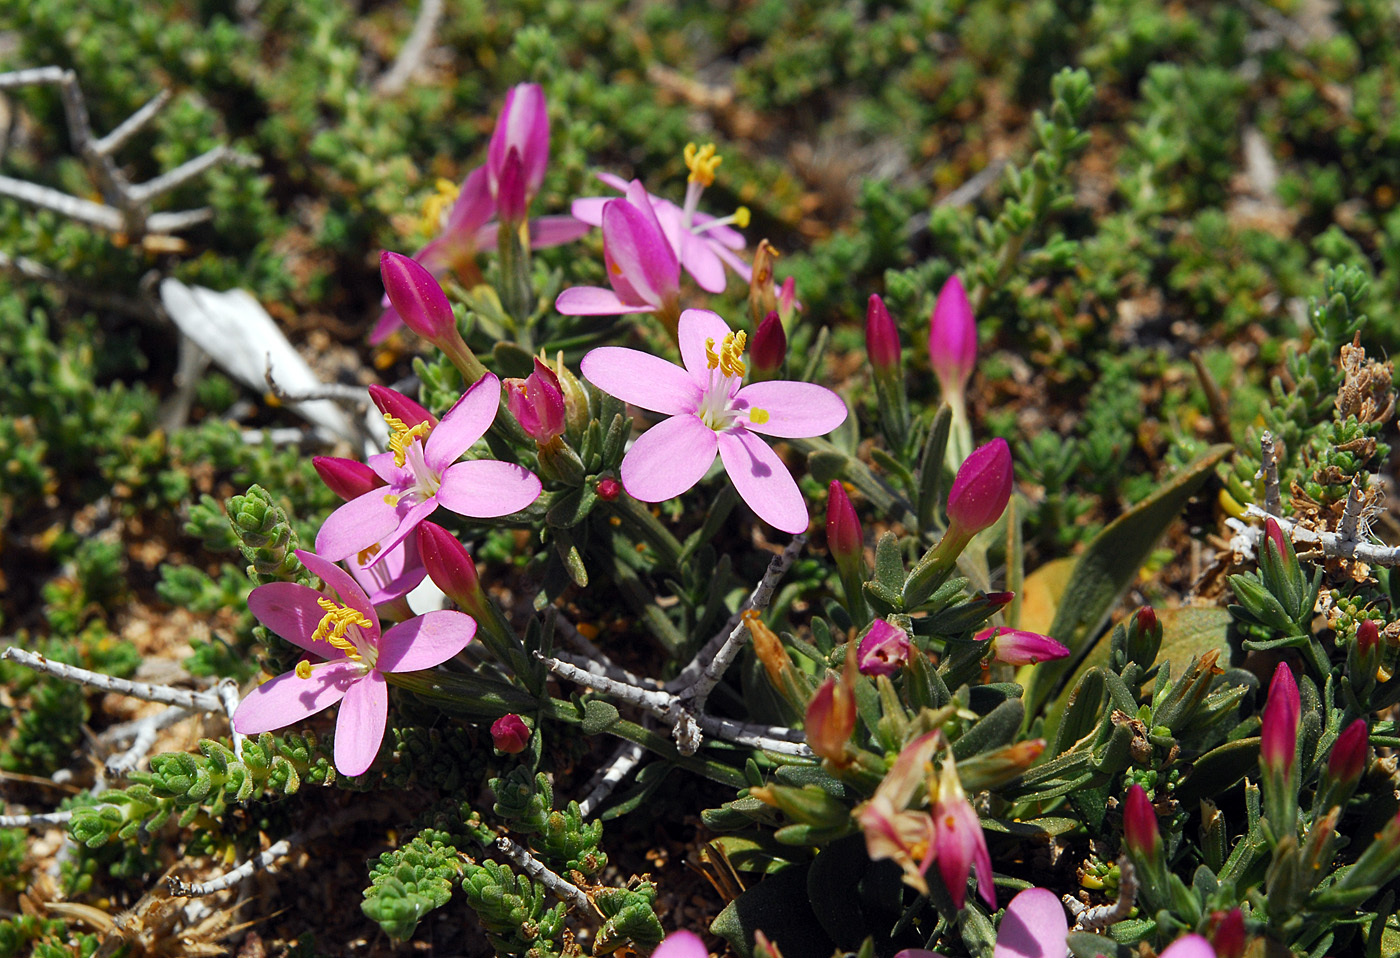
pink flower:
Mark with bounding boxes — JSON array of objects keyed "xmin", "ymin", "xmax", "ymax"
[
  {"xmin": 487, "ymin": 84, "xmax": 550, "ymax": 222},
  {"xmin": 555, "ymin": 180, "xmax": 682, "ymax": 323},
  {"xmin": 232, "ymin": 549, "xmax": 475, "ymax": 776},
  {"xmin": 928, "ymin": 276, "xmax": 977, "ymax": 400},
  {"xmin": 315, "ymin": 374, "xmax": 543, "ymax": 563},
  {"xmin": 825, "ymin": 480, "xmax": 864, "ymax": 571},
  {"xmin": 572, "ymin": 159, "xmax": 753, "ymax": 295},
  {"xmin": 893, "ymin": 888, "xmax": 1068, "ymax": 958},
  {"xmin": 1327, "ymin": 717, "xmax": 1369, "ymax": 789},
  {"xmin": 975, "ymin": 627, "xmax": 1071, "ymax": 666},
  {"xmin": 1123, "ymin": 783, "xmax": 1161, "ymax": 859},
  {"xmin": 580, "ymin": 309, "xmax": 847, "ymax": 533},
  {"xmin": 1260, "ymin": 662, "xmax": 1300, "ymax": 778},
  {"xmin": 502, "ymin": 357, "xmax": 566, "ymax": 444},
  {"xmin": 865, "ymin": 294, "xmax": 901, "ymax": 373},
  {"xmin": 1159, "ymin": 935, "xmax": 1217, "ymax": 958},
  {"xmin": 806, "ymin": 672, "xmax": 857, "ymax": 765},
  {"xmin": 857, "ymin": 620, "xmax": 911, "ymax": 676},
  {"xmin": 653, "ymin": 931, "xmax": 708, "ymax": 958},
  {"xmin": 947, "ymin": 438, "xmax": 1014, "ymax": 538},
  {"xmin": 312, "ymin": 456, "xmax": 425, "ymax": 607},
  {"xmin": 931, "ymin": 755, "xmax": 996, "ymax": 908}
]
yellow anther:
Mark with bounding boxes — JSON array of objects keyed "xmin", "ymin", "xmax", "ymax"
[
  {"xmin": 383, "ymin": 493, "xmax": 400, "ymax": 507},
  {"xmin": 733, "ymin": 206, "xmax": 751, "ymax": 229},
  {"xmin": 295, "ymin": 660, "xmax": 313, "ymax": 680},
  {"xmin": 749, "ymin": 408, "xmax": 770, "ymax": 426},
  {"xmin": 704, "ymin": 332, "xmax": 748, "ymax": 378},
  {"xmin": 357, "ymin": 543, "xmax": 382, "ymax": 566},
  {"xmin": 684, "ymin": 142, "xmax": 723, "ymax": 187},
  {"xmin": 311, "ymin": 596, "xmax": 370, "ymax": 659},
  {"xmin": 385, "ymin": 414, "xmax": 432, "ymax": 468},
  {"xmin": 420, "ymin": 178, "xmax": 460, "ymax": 234}
]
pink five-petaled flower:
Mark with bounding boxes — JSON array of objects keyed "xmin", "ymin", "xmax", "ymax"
[
  {"xmin": 312, "ymin": 456, "xmax": 425, "ymax": 607},
  {"xmin": 931, "ymin": 752, "xmax": 996, "ymax": 908},
  {"xmin": 555, "ymin": 180, "xmax": 682, "ymax": 327},
  {"xmin": 315, "ymin": 374, "xmax": 542, "ymax": 564},
  {"xmin": 894, "ymin": 887, "xmax": 1069, "ymax": 958},
  {"xmin": 232, "ymin": 549, "xmax": 475, "ymax": 776},
  {"xmin": 974, "ymin": 626, "xmax": 1071, "ymax": 666},
  {"xmin": 856, "ymin": 730, "xmax": 940, "ymax": 894},
  {"xmin": 580, "ymin": 309, "xmax": 846, "ymax": 533}
]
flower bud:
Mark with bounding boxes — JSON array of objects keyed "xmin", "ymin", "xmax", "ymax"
[
  {"xmin": 494, "ymin": 148, "xmax": 528, "ymax": 225},
  {"xmin": 368, "ymin": 384, "xmax": 436, "ymax": 429},
  {"xmin": 487, "ymin": 83, "xmax": 549, "ymax": 213},
  {"xmin": 806, "ymin": 656, "xmax": 857, "ymax": 766},
  {"xmin": 750, "ymin": 311, "xmax": 787, "ymax": 376},
  {"xmin": 1326, "ymin": 718, "xmax": 1368, "ymax": 790},
  {"xmin": 1260, "ymin": 662, "xmax": 1300, "ymax": 778},
  {"xmin": 865, "ymin": 294, "xmax": 901, "ymax": 373},
  {"xmin": 857, "ymin": 620, "xmax": 911, "ymax": 677},
  {"xmin": 826, "ymin": 481, "xmax": 863, "ymax": 569},
  {"xmin": 956, "ymin": 739, "xmax": 1046, "ymax": 791},
  {"xmin": 748, "ymin": 610, "xmax": 803, "ymax": 708},
  {"xmin": 976, "ymin": 626, "xmax": 1070, "ymax": 666},
  {"xmin": 503, "ymin": 358, "xmax": 566, "ymax": 444},
  {"xmin": 1208, "ymin": 908, "xmax": 1246, "ymax": 958},
  {"xmin": 1123, "ymin": 784, "xmax": 1161, "ymax": 859},
  {"xmin": 417, "ymin": 521, "xmax": 486, "ymax": 617},
  {"xmin": 381, "ymin": 250, "xmax": 457, "ymax": 343},
  {"xmin": 1357, "ymin": 618, "xmax": 1380, "ymax": 655},
  {"xmin": 748, "ymin": 240, "xmax": 779, "ymax": 329},
  {"xmin": 946, "ymin": 438, "xmax": 1013, "ymax": 539},
  {"xmin": 928, "ymin": 275, "xmax": 976, "ymax": 400},
  {"xmin": 596, "ymin": 477, "xmax": 621, "ymax": 500},
  {"xmin": 491, "ymin": 714, "xmax": 530, "ymax": 754},
  {"xmin": 1264, "ymin": 517, "xmax": 1289, "ymax": 562},
  {"xmin": 313, "ymin": 456, "xmax": 383, "ymax": 501},
  {"xmin": 777, "ymin": 276, "xmax": 797, "ymax": 325},
  {"xmin": 1125, "ymin": 604, "xmax": 1163, "ymax": 669},
  {"xmin": 543, "ymin": 353, "xmax": 591, "ymax": 437}
]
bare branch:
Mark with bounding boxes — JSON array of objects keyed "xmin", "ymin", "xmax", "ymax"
[
  {"xmin": 1339, "ymin": 474, "xmax": 1367, "ymax": 542},
  {"xmin": 375, "ymin": 0, "xmax": 445, "ymax": 96},
  {"xmin": 94, "ymin": 89, "xmax": 172, "ymax": 156},
  {"xmin": 577, "ymin": 742, "xmax": 645, "ymax": 818},
  {"xmin": 1260, "ymin": 431, "xmax": 1280, "ymax": 517},
  {"xmin": 495, "ymin": 835, "xmax": 592, "ymax": 912},
  {"xmin": 2, "ymin": 647, "xmax": 224, "ymax": 711},
  {"xmin": 1238, "ymin": 504, "xmax": 1400, "ymax": 566},
  {"xmin": 169, "ymin": 839, "xmax": 292, "ymax": 897}
]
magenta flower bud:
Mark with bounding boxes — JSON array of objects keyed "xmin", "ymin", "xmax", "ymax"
[
  {"xmin": 490, "ymin": 714, "xmax": 531, "ymax": 754},
  {"xmin": 417, "ymin": 521, "xmax": 485, "ymax": 615},
  {"xmin": 750, "ymin": 311, "xmax": 787, "ymax": 374},
  {"xmin": 1264, "ymin": 517, "xmax": 1289, "ymax": 561},
  {"xmin": 858, "ymin": 620, "xmax": 911, "ymax": 676},
  {"xmin": 826, "ymin": 481, "xmax": 864, "ymax": 565},
  {"xmin": 503, "ymin": 358, "xmax": 566, "ymax": 444},
  {"xmin": 928, "ymin": 275, "xmax": 976, "ymax": 399},
  {"xmin": 983, "ymin": 591, "xmax": 1015, "ymax": 608},
  {"xmin": 381, "ymin": 250, "xmax": 457, "ymax": 343},
  {"xmin": 1137, "ymin": 606, "xmax": 1158, "ymax": 635},
  {"xmin": 313, "ymin": 456, "xmax": 384, "ymax": 501},
  {"xmin": 596, "ymin": 477, "xmax": 621, "ymax": 500},
  {"xmin": 1260, "ymin": 662, "xmax": 1300, "ymax": 778},
  {"xmin": 1209, "ymin": 909, "xmax": 1246, "ymax": 958},
  {"xmin": 1327, "ymin": 718, "xmax": 1368, "ymax": 789},
  {"xmin": 487, "ymin": 83, "xmax": 549, "ymax": 212},
  {"xmin": 777, "ymin": 276, "xmax": 797, "ymax": 324},
  {"xmin": 946, "ymin": 438, "xmax": 1013, "ymax": 538},
  {"xmin": 865, "ymin": 294, "xmax": 901, "ymax": 373},
  {"xmin": 494, "ymin": 148, "xmax": 528, "ymax": 225},
  {"xmin": 368, "ymin": 384, "xmax": 437, "ymax": 430},
  {"xmin": 1123, "ymin": 784, "xmax": 1161, "ymax": 858},
  {"xmin": 976, "ymin": 627, "xmax": 1070, "ymax": 666},
  {"xmin": 1357, "ymin": 618, "xmax": 1380, "ymax": 655}
]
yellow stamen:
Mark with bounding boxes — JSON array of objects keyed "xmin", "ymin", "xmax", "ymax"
[
  {"xmin": 311, "ymin": 596, "xmax": 370, "ymax": 660},
  {"xmin": 749, "ymin": 408, "xmax": 770, "ymax": 426},
  {"xmin": 684, "ymin": 142, "xmax": 723, "ymax": 187},
  {"xmin": 420, "ymin": 178, "xmax": 460, "ymax": 234},
  {"xmin": 385, "ymin": 414, "xmax": 432, "ymax": 468},
  {"xmin": 383, "ymin": 493, "xmax": 400, "ymax": 507},
  {"xmin": 295, "ymin": 660, "xmax": 313, "ymax": 680},
  {"xmin": 733, "ymin": 206, "xmax": 751, "ymax": 229},
  {"xmin": 704, "ymin": 332, "xmax": 748, "ymax": 378},
  {"xmin": 357, "ymin": 543, "xmax": 382, "ymax": 566}
]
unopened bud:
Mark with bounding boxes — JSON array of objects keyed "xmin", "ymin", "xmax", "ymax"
[
  {"xmin": 750, "ymin": 311, "xmax": 787, "ymax": 376},
  {"xmin": 946, "ymin": 438, "xmax": 1013, "ymax": 539},
  {"xmin": 928, "ymin": 275, "xmax": 976, "ymax": 400},
  {"xmin": 826, "ymin": 481, "xmax": 864, "ymax": 569},
  {"xmin": 748, "ymin": 240, "xmax": 779, "ymax": 328},
  {"xmin": 748, "ymin": 610, "xmax": 797, "ymax": 693},
  {"xmin": 542, "ymin": 353, "xmax": 591, "ymax": 437},
  {"xmin": 806, "ymin": 654, "xmax": 857, "ymax": 766},
  {"xmin": 417, "ymin": 521, "xmax": 485, "ymax": 616},
  {"xmin": 1123, "ymin": 784, "xmax": 1161, "ymax": 860},
  {"xmin": 1125, "ymin": 605, "xmax": 1163, "ymax": 669},
  {"xmin": 381, "ymin": 250, "xmax": 458, "ymax": 343},
  {"xmin": 1260, "ymin": 662, "xmax": 1300, "ymax": 779},
  {"xmin": 369, "ymin": 384, "xmax": 436, "ymax": 429},
  {"xmin": 1357, "ymin": 618, "xmax": 1380, "ymax": 655},
  {"xmin": 1327, "ymin": 718, "xmax": 1368, "ymax": 790},
  {"xmin": 857, "ymin": 620, "xmax": 911, "ymax": 676},
  {"xmin": 503, "ymin": 357, "xmax": 566, "ymax": 444},
  {"xmin": 865, "ymin": 294, "xmax": 901, "ymax": 373},
  {"xmin": 1208, "ymin": 909, "xmax": 1246, "ymax": 958},
  {"xmin": 956, "ymin": 739, "xmax": 1046, "ymax": 791},
  {"xmin": 491, "ymin": 713, "xmax": 530, "ymax": 753},
  {"xmin": 314, "ymin": 456, "xmax": 384, "ymax": 501},
  {"xmin": 596, "ymin": 477, "xmax": 621, "ymax": 500},
  {"xmin": 777, "ymin": 276, "xmax": 797, "ymax": 325},
  {"xmin": 976, "ymin": 626, "xmax": 1070, "ymax": 666}
]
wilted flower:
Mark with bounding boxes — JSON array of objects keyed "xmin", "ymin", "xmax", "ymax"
[
  {"xmin": 975, "ymin": 627, "xmax": 1070, "ymax": 666},
  {"xmin": 855, "ymin": 730, "xmax": 940, "ymax": 894},
  {"xmin": 580, "ymin": 309, "xmax": 847, "ymax": 533},
  {"xmin": 806, "ymin": 652, "xmax": 858, "ymax": 766},
  {"xmin": 930, "ymin": 753, "xmax": 996, "ymax": 907}
]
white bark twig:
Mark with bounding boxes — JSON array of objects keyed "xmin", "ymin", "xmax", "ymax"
[
  {"xmin": 216, "ymin": 678, "xmax": 245, "ymax": 761},
  {"xmin": 1064, "ymin": 857, "xmax": 1138, "ymax": 932},
  {"xmin": 0, "ymin": 809, "xmax": 82, "ymax": 828},
  {"xmin": 100, "ymin": 705, "xmax": 196, "ymax": 746},
  {"xmin": 2, "ymin": 647, "xmax": 224, "ymax": 711},
  {"xmin": 535, "ymin": 653, "xmax": 674, "ymax": 712},
  {"xmin": 1339, "ymin": 475, "xmax": 1367, "ymax": 542},
  {"xmin": 375, "ymin": 0, "xmax": 445, "ymax": 96},
  {"xmin": 168, "ymin": 839, "xmax": 292, "ymax": 897},
  {"xmin": 495, "ymin": 835, "xmax": 592, "ymax": 912},
  {"xmin": 1259, "ymin": 431, "xmax": 1280, "ymax": 517},
  {"xmin": 1240, "ymin": 505, "xmax": 1400, "ymax": 565},
  {"xmin": 577, "ymin": 742, "xmax": 646, "ymax": 818}
]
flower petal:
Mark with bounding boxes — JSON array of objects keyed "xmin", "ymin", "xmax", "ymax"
[
  {"xmin": 529, "ymin": 215, "xmax": 591, "ymax": 248},
  {"xmin": 333, "ymin": 668, "xmax": 388, "ymax": 777},
  {"xmin": 712, "ymin": 241, "xmax": 753, "ymax": 281},
  {"xmin": 679, "ymin": 229, "xmax": 728, "ymax": 293},
  {"xmin": 247, "ymin": 583, "xmax": 343, "ymax": 656},
  {"xmin": 366, "ymin": 497, "xmax": 441, "ymax": 566},
  {"xmin": 620, "ymin": 414, "xmax": 717, "ymax": 502},
  {"xmin": 569, "ymin": 196, "xmax": 609, "ymax": 226},
  {"xmin": 678, "ymin": 309, "xmax": 734, "ymax": 380},
  {"xmin": 369, "ymin": 307, "xmax": 404, "ymax": 344},
  {"xmin": 555, "ymin": 285, "xmax": 651, "ymax": 316},
  {"xmin": 654, "ymin": 931, "xmax": 709, "ymax": 958},
  {"xmin": 602, "ymin": 197, "xmax": 678, "ymax": 308},
  {"xmin": 1158, "ymin": 936, "xmax": 1217, "ymax": 958},
  {"xmin": 347, "ymin": 537, "xmax": 426, "ymax": 605},
  {"xmin": 446, "ymin": 166, "xmax": 495, "ymax": 235},
  {"xmin": 580, "ymin": 346, "xmax": 701, "ymax": 416},
  {"xmin": 994, "ymin": 888, "xmax": 1068, "ymax": 958},
  {"xmin": 366, "ymin": 451, "xmax": 405, "ymax": 485},
  {"xmin": 717, "ymin": 429, "xmax": 808, "ymax": 534},
  {"xmin": 426, "ymin": 373, "xmax": 500, "ymax": 469},
  {"xmin": 232, "ymin": 659, "xmax": 361, "ymax": 734},
  {"xmin": 735, "ymin": 381, "xmax": 848, "ymax": 438},
  {"xmin": 436, "ymin": 460, "xmax": 542, "ymax": 518},
  {"xmin": 377, "ymin": 610, "xmax": 476, "ymax": 673},
  {"xmin": 296, "ymin": 549, "xmax": 378, "ymax": 628},
  {"xmin": 315, "ymin": 491, "xmax": 403, "ymax": 563}
]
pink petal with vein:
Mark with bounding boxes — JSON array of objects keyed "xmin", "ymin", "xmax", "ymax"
[
  {"xmin": 426, "ymin": 374, "xmax": 499, "ymax": 470},
  {"xmin": 315, "ymin": 491, "xmax": 403, "ymax": 563},
  {"xmin": 248, "ymin": 583, "xmax": 347, "ymax": 656},
  {"xmin": 366, "ymin": 498, "xmax": 441, "ymax": 566},
  {"xmin": 446, "ymin": 166, "xmax": 494, "ymax": 234},
  {"xmin": 602, "ymin": 199, "xmax": 678, "ymax": 307},
  {"xmin": 993, "ymin": 888, "xmax": 1068, "ymax": 958},
  {"xmin": 333, "ymin": 669, "xmax": 388, "ymax": 776},
  {"xmin": 555, "ymin": 285, "xmax": 649, "ymax": 316},
  {"xmin": 437, "ymin": 460, "xmax": 542, "ymax": 518},
  {"xmin": 735, "ymin": 381, "xmax": 848, "ymax": 438},
  {"xmin": 620, "ymin": 414, "xmax": 717, "ymax": 501},
  {"xmin": 348, "ymin": 536, "xmax": 426, "ymax": 605},
  {"xmin": 678, "ymin": 309, "xmax": 735, "ymax": 380},
  {"xmin": 680, "ymin": 230, "xmax": 728, "ymax": 292},
  {"xmin": 581, "ymin": 347, "xmax": 701, "ymax": 415},
  {"xmin": 232, "ymin": 659, "xmax": 361, "ymax": 734},
  {"xmin": 530, "ymin": 216, "xmax": 590, "ymax": 248},
  {"xmin": 717, "ymin": 429, "xmax": 808, "ymax": 533},
  {"xmin": 713, "ymin": 242, "xmax": 754, "ymax": 282},
  {"xmin": 377, "ymin": 610, "xmax": 477, "ymax": 673}
]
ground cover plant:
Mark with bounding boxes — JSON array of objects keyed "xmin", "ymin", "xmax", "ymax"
[{"xmin": 2, "ymin": 1, "xmax": 1400, "ymax": 956}]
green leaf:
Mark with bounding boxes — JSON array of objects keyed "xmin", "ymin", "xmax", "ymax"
[
  {"xmin": 1174, "ymin": 736, "xmax": 1261, "ymax": 806},
  {"xmin": 581, "ymin": 699, "xmax": 620, "ymax": 735},
  {"xmin": 712, "ymin": 863, "xmax": 834, "ymax": 958}
]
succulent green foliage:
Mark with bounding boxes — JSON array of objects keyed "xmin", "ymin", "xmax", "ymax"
[
  {"xmin": 460, "ymin": 859, "xmax": 567, "ymax": 958},
  {"xmin": 363, "ymin": 827, "xmax": 467, "ymax": 941},
  {"xmin": 491, "ymin": 769, "xmax": 607, "ymax": 878}
]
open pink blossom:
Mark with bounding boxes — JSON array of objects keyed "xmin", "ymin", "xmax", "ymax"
[
  {"xmin": 232, "ymin": 549, "xmax": 475, "ymax": 776},
  {"xmin": 313, "ymin": 454, "xmax": 427, "ymax": 606},
  {"xmin": 572, "ymin": 159, "xmax": 752, "ymax": 294},
  {"xmin": 580, "ymin": 309, "xmax": 847, "ymax": 533},
  {"xmin": 556, "ymin": 180, "xmax": 682, "ymax": 322},
  {"xmin": 893, "ymin": 888, "xmax": 1067, "ymax": 958},
  {"xmin": 315, "ymin": 374, "xmax": 542, "ymax": 564}
]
